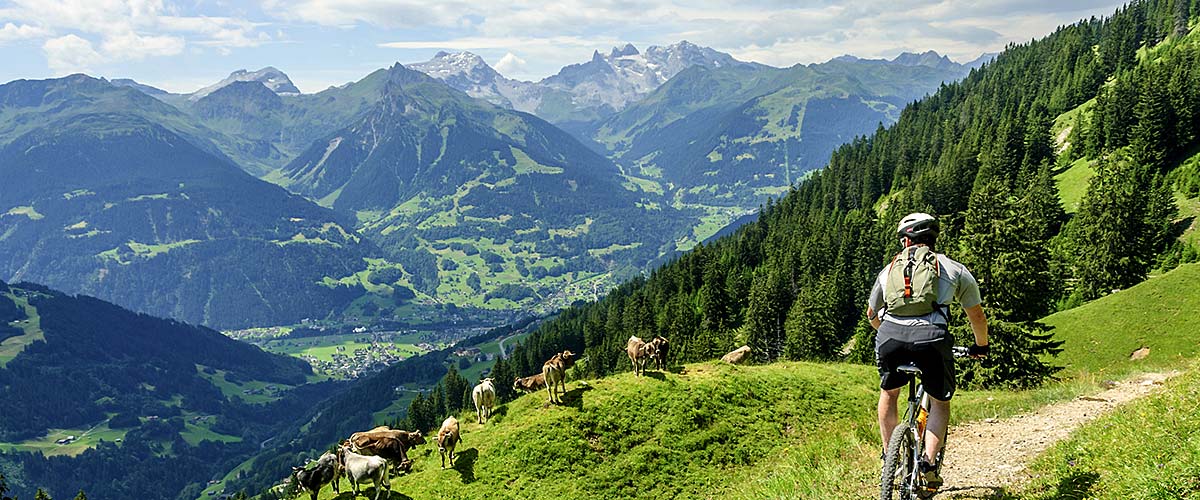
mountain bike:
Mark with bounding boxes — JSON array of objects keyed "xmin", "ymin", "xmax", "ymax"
[{"xmin": 880, "ymin": 346, "xmax": 971, "ymax": 500}]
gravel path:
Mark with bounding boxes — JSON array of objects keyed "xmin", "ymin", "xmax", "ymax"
[{"xmin": 934, "ymin": 371, "xmax": 1176, "ymax": 498}]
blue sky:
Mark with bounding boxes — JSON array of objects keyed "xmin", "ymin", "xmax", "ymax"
[{"xmin": 0, "ymin": 0, "xmax": 1128, "ymax": 93}]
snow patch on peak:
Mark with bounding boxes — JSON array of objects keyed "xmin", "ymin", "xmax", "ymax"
[{"xmin": 189, "ymin": 67, "xmax": 300, "ymax": 101}]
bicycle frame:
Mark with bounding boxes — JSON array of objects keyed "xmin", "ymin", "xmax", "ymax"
[
  {"xmin": 881, "ymin": 346, "xmax": 968, "ymax": 500},
  {"xmin": 895, "ymin": 364, "xmax": 931, "ymax": 499}
]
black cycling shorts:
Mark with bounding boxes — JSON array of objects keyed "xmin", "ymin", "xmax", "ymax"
[{"xmin": 875, "ymin": 321, "xmax": 956, "ymax": 401}]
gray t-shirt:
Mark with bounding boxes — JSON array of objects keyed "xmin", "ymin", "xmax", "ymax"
[{"xmin": 868, "ymin": 251, "xmax": 982, "ymax": 327}]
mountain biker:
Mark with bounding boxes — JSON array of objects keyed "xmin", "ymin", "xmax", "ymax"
[{"xmin": 866, "ymin": 212, "xmax": 989, "ymax": 489}]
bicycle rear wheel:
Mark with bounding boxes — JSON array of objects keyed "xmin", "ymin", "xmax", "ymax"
[{"xmin": 880, "ymin": 422, "xmax": 915, "ymax": 500}]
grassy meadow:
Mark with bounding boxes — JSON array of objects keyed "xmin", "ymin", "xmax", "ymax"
[{"xmin": 271, "ymin": 259, "xmax": 1200, "ymax": 500}]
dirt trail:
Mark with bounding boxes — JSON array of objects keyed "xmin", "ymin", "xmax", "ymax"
[{"xmin": 935, "ymin": 371, "xmax": 1176, "ymax": 498}]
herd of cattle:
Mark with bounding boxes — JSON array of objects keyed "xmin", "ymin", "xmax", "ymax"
[{"xmin": 285, "ymin": 337, "xmax": 752, "ymax": 499}]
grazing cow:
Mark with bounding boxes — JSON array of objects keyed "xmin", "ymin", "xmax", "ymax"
[
  {"xmin": 472, "ymin": 378, "xmax": 497, "ymax": 424},
  {"xmin": 721, "ymin": 345, "xmax": 752, "ymax": 365},
  {"xmin": 650, "ymin": 336, "xmax": 670, "ymax": 371},
  {"xmin": 542, "ymin": 350, "xmax": 578, "ymax": 404},
  {"xmin": 337, "ymin": 444, "xmax": 390, "ymax": 500},
  {"xmin": 625, "ymin": 336, "xmax": 655, "ymax": 376},
  {"xmin": 291, "ymin": 451, "xmax": 339, "ymax": 500},
  {"xmin": 350, "ymin": 426, "xmax": 425, "ymax": 453},
  {"xmin": 512, "ymin": 373, "xmax": 546, "ymax": 393},
  {"xmin": 437, "ymin": 416, "xmax": 462, "ymax": 469},
  {"xmin": 349, "ymin": 426, "xmax": 423, "ymax": 475}
]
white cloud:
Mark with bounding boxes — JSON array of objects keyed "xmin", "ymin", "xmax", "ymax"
[
  {"xmin": 100, "ymin": 32, "xmax": 185, "ymax": 59},
  {"xmin": 5, "ymin": 0, "xmax": 271, "ymax": 72},
  {"xmin": 43, "ymin": 34, "xmax": 105, "ymax": 74},
  {"xmin": 494, "ymin": 52, "xmax": 526, "ymax": 76},
  {"xmin": 368, "ymin": 0, "xmax": 1126, "ymax": 78},
  {"xmin": 0, "ymin": 22, "xmax": 51, "ymax": 42},
  {"xmin": 263, "ymin": 0, "xmax": 473, "ymax": 28}
]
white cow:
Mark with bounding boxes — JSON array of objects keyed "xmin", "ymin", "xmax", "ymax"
[
  {"xmin": 337, "ymin": 444, "xmax": 390, "ymax": 500},
  {"xmin": 472, "ymin": 378, "xmax": 496, "ymax": 424}
]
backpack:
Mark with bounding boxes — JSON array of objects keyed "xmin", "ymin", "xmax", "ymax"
[{"xmin": 883, "ymin": 245, "xmax": 941, "ymax": 317}]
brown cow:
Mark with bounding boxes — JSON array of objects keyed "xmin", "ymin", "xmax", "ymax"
[
  {"xmin": 626, "ymin": 336, "xmax": 655, "ymax": 376},
  {"xmin": 437, "ymin": 416, "xmax": 461, "ymax": 469},
  {"xmin": 512, "ymin": 373, "xmax": 546, "ymax": 393},
  {"xmin": 348, "ymin": 427, "xmax": 424, "ymax": 474},
  {"xmin": 721, "ymin": 345, "xmax": 752, "ymax": 365},
  {"xmin": 542, "ymin": 350, "xmax": 577, "ymax": 404},
  {"xmin": 650, "ymin": 336, "xmax": 670, "ymax": 371}
]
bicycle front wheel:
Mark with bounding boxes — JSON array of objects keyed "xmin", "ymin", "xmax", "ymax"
[{"xmin": 880, "ymin": 422, "xmax": 916, "ymax": 500}]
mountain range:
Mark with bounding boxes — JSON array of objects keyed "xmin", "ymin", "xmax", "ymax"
[
  {"xmin": 0, "ymin": 75, "xmax": 371, "ymax": 328},
  {"xmin": 408, "ymin": 41, "xmax": 762, "ymax": 126},
  {"xmin": 0, "ymin": 43, "xmax": 983, "ymax": 329}
]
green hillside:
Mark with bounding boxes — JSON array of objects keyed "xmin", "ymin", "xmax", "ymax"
[
  {"xmin": 300, "ymin": 361, "xmax": 884, "ymax": 500},
  {"xmin": 279, "ymin": 64, "xmax": 691, "ymax": 307},
  {"xmin": 0, "ymin": 76, "xmax": 373, "ymax": 329},
  {"xmin": 1041, "ymin": 262, "xmax": 1200, "ymax": 378},
  {"xmin": 283, "ymin": 259, "xmax": 1200, "ymax": 500},
  {"xmin": 1015, "ymin": 262, "xmax": 1200, "ymax": 499},
  {"xmin": 0, "ymin": 280, "xmax": 331, "ymax": 500}
]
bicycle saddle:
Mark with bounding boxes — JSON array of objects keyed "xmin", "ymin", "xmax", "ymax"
[{"xmin": 897, "ymin": 364, "xmax": 922, "ymax": 375}]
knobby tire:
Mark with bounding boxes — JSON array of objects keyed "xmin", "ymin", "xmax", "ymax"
[{"xmin": 880, "ymin": 422, "xmax": 915, "ymax": 500}]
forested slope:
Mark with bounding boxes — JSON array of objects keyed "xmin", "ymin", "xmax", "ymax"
[{"xmin": 0, "ymin": 280, "xmax": 336, "ymax": 500}]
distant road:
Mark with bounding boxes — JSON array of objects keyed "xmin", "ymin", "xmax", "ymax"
[{"xmin": 499, "ymin": 335, "xmax": 512, "ymax": 359}]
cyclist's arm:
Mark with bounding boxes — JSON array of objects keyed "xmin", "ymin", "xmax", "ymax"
[
  {"xmin": 964, "ymin": 304, "xmax": 988, "ymax": 346},
  {"xmin": 867, "ymin": 273, "xmax": 884, "ymax": 330}
]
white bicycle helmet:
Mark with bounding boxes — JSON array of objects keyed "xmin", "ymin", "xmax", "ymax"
[{"xmin": 896, "ymin": 212, "xmax": 939, "ymax": 240}]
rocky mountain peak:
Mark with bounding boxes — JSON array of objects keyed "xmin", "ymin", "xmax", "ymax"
[{"xmin": 189, "ymin": 67, "xmax": 300, "ymax": 101}]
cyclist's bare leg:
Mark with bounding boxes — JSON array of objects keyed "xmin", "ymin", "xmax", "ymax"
[
  {"xmin": 924, "ymin": 395, "xmax": 950, "ymax": 463},
  {"xmin": 878, "ymin": 388, "xmax": 902, "ymax": 446}
]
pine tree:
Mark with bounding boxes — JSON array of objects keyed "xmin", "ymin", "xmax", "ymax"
[
  {"xmin": 744, "ymin": 268, "xmax": 788, "ymax": 362},
  {"xmin": 1064, "ymin": 151, "xmax": 1173, "ymax": 301},
  {"xmin": 959, "ymin": 179, "xmax": 1014, "ymax": 298},
  {"xmin": 35, "ymin": 488, "xmax": 52, "ymax": 500},
  {"xmin": 73, "ymin": 491, "xmax": 87, "ymax": 500},
  {"xmin": 845, "ymin": 317, "xmax": 877, "ymax": 365},
  {"xmin": 1020, "ymin": 105, "xmax": 1055, "ymax": 182},
  {"xmin": 783, "ymin": 275, "xmax": 840, "ymax": 361},
  {"xmin": 441, "ymin": 365, "xmax": 468, "ymax": 413},
  {"xmin": 955, "ymin": 320, "xmax": 1063, "ymax": 389},
  {"xmin": 1132, "ymin": 65, "xmax": 1174, "ymax": 171},
  {"xmin": 0, "ymin": 473, "xmax": 14, "ymax": 500}
]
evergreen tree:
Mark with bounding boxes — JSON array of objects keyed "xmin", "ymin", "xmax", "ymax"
[
  {"xmin": 1021, "ymin": 105, "xmax": 1055, "ymax": 181},
  {"xmin": 407, "ymin": 392, "xmax": 434, "ymax": 432},
  {"xmin": 0, "ymin": 473, "xmax": 14, "ymax": 500},
  {"xmin": 955, "ymin": 320, "xmax": 1063, "ymax": 389},
  {"xmin": 846, "ymin": 317, "xmax": 878, "ymax": 365},
  {"xmin": 431, "ymin": 384, "xmax": 447, "ymax": 420},
  {"xmin": 783, "ymin": 275, "xmax": 840, "ymax": 361},
  {"xmin": 959, "ymin": 179, "xmax": 1014, "ymax": 298},
  {"xmin": 744, "ymin": 268, "xmax": 788, "ymax": 362},
  {"xmin": 1064, "ymin": 151, "xmax": 1176, "ymax": 301},
  {"xmin": 1132, "ymin": 65, "xmax": 1174, "ymax": 170},
  {"xmin": 35, "ymin": 489, "xmax": 51, "ymax": 500},
  {"xmin": 441, "ymin": 365, "xmax": 468, "ymax": 414},
  {"xmin": 73, "ymin": 491, "xmax": 87, "ymax": 500}
]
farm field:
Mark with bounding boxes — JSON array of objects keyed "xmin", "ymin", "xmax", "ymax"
[{"xmin": 0, "ymin": 421, "xmax": 125, "ymax": 458}]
